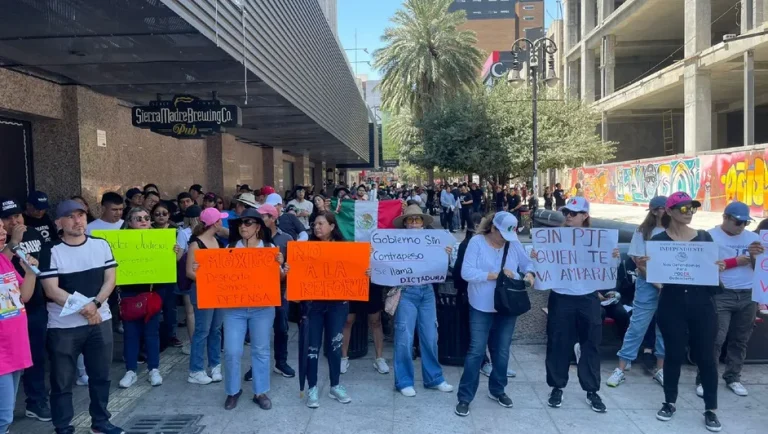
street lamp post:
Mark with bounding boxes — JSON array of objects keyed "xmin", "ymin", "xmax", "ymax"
[{"xmin": 507, "ymin": 37, "xmax": 558, "ymax": 207}]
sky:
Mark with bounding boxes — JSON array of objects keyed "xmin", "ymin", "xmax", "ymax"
[{"xmin": 337, "ymin": 0, "xmax": 562, "ymax": 80}]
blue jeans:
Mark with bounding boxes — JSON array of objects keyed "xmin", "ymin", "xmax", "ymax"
[
  {"xmin": 616, "ymin": 277, "xmax": 665, "ymax": 363},
  {"xmin": 223, "ymin": 308, "xmax": 275, "ymax": 396},
  {"xmin": 393, "ymin": 285, "xmax": 445, "ymax": 390},
  {"xmin": 122, "ymin": 292, "xmax": 161, "ymax": 371},
  {"xmin": 307, "ymin": 301, "xmax": 348, "ymax": 389},
  {"xmin": 0, "ymin": 370, "xmax": 22, "ymax": 433},
  {"xmin": 458, "ymin": 307, "xmax": 517, "ymax": 403},
  {"xmin": 189, "ymin": 284, "xmax": 224, "ymax": 373}
]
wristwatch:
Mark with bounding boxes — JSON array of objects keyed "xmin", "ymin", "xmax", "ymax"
[{"xmin": 93, "ymin": 299, "xmax": 102, "ymax": 309}]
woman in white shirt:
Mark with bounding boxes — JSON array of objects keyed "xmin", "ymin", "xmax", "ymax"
[
  {"xmin": 455, "ymin": 212, "xmax": 534, "ymax": 417},
  {"xmin": 606, "ymin": 196, "xmax": 667, "ymax": 388}
]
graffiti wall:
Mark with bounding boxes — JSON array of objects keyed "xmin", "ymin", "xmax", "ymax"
[{"xmin": 568, "ymin": 146, "xmax": 768, "ymax": 216}]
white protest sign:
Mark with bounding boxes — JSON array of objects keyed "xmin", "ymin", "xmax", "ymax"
[
  {"xmin": 646, "ymin": 241, "xmax": 719, "ymax": 286},
  {"xmin": 370, "ymin": 229, "xmax": 455, "ymax": 286},
  {"xmin": 751, "ymin": 231, "xmax": 768, "ymax": 303},
  {"xmin": 531, "ymin": 228, "xmax": 619, "ymax": 291}
]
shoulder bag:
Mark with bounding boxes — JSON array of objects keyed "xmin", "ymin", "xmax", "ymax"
[
  {"xmin": 493, "ymin": 242, "xmax": 531, "ymax": 316},
  {"xmin": 119, "ymin": 285, "xmax": 163, "ymax": 323}
]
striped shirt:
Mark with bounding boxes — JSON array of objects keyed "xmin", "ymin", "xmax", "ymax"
[{"xmin": 39, "ymin": 236, "xmax": 117, "ymax": 328}]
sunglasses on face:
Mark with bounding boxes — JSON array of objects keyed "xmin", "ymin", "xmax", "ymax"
[
  {"xmin": 728, "ymin": 216, "xmax": 750, "ymax": 227},
  {"xmin": 154, "ymin": 211, "xmax": 168, "ymax": 217},
  {"xmin": 561, "ymin": 209, "xmax": 585, "ymax": 218},
  {"xmin": 241, "ymin": 219, "xmax": 260, "ymax": 227},
  {"xmin": 132, "ymin": 215, "xmax": 151, "ymax": 222},
  {"xmin": 674, "ymin": 205, "xmax": 698, "ymax": 215},
  {"xmin": 405, "ymin": 217, "xmax": 423, "ymax": 224}
]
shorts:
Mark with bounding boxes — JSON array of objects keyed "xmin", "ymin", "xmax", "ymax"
[{"xmin": 350, "ymin": 283, "xmax": 385, "ymax": 315}]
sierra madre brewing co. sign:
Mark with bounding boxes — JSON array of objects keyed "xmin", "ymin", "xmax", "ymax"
[{"xmin": 132, "ymin": 95, "xmax": 241, "ymax": 139}]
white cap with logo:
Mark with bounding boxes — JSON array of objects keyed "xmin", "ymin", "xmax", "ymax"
[
  {"xmin": 562, "ymin": 197, "xmax": 590, "ymax": 213},
  {"xmin": 492, "ymin": 211, "xmax": 519, "ymax": 242}
]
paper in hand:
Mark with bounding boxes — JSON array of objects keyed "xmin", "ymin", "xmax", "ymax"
[{"xmin": 60, "ymin": 292, "xmax": 94, "ymax": 317}]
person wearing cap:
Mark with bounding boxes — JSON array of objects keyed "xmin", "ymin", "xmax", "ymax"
[
  {"xmin": 333, "ymin": 186, "xmax": 351, "ymax": 200},
  {"xmin": 647, "ymin": 192, "xmax": 725, "ymax": 431},
  {"xmin": 221, "ymin": 209, "xmax": 286, "ymax": 410},
  {"xmin": 696, "ymin": 201, "xmax": 762, "ymax": 399},
  {"xmin": 185, "ymin": 207, "xmax": 228, "ymax": 386},
  {"xmin": 86, "ymin": 192, "xmax": 125, "ymax": 235},
  {"xmin": 270, "ymin": 194, "xmax": 306, "ymax": 241},
  {"xmin": 389, "ymin": 205, "xmax": 454, "ymax": 398},
  {"xmin": 0, "ymin": 213, "xmax": 41, "ymax": 434},
  {"xmin": 189, "ymin": 184, "xmax": 204, "ymax": 205},
  {"xmin": 23, "ymin": 190, "xmax": 58, "ymax": 244},
  {"xmin": 234, "ymin": 192, "xmax": 259, "ymax": 215},
  {"xmin": 238, "ymin": 184, "xmax": 252, "ymax": 194},
  {"xmin": 537, "ymin": 197, "xmax": 616, "ymax": 414},
  {"xmin": 122, "ymin": 188, "xmax": 144, "ymax": 220},
  {"xmin": 287, "ymin": 186, "xmax": 314, "ymax": 230},
  {"xmin": 454, "ymin": 212, "xmax": 534, "ymax": 417},
  {"xmin": 606, "ymin": 196, "xmax": 668, "ymax": 389},
  {"xmin": 39, "ymin": 200, "xmax": 124, "ymax": 434}
]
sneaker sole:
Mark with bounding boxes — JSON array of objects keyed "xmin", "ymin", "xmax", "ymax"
[
  {"xmin": 306, "ymin": 402, "xmax": 319, "ymax": 409},
  {"xmin": 606, "ymin": 378, "xmax": 625, "ymax": 388},
  {"xmin": 328, "ymin": 393, "xmax": 351, "ymax": 404},
  {"xmin": 705, "ymin": 425, "xmax": 722, "ymax": 432},
  {"xmin": 454, "ymin": 408, "xmax": 470, "ymax": 417},
  {"xmin": 586, "ymin": 398, "xmax": 607, "ymax": 413},
  {"xmin": 273, "ymin": 367, "xmax": 295, "ymax": 378},
  {"xmin": 118, "ymin": 381, "xmax": 136, "ymax": 389},
  {"xmin": 187, "ymin": 379, "xmax": 212, "ymax": 385},
  {"xmin": 656, "ymin": 413, "xmax": 673, "ymax": 422},
  {"xmin": 374, "ymin": 365, "xmax": 390, "ymax": 374},
  {"xmin": 24, "ymin": 410, "xmax": 52, "ymax": 422},
  {"xmin": 488, "ymin": 393, "xmax": 513, "ymax": 408}
]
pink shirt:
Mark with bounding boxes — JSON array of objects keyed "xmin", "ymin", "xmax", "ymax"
[{"xmin": 0, "ymin": 254, "xmax": 31, "ymax": 376}]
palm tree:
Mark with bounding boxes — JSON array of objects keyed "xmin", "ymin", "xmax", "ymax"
[{"xmin": 373, "ymin": 0, "xmax": 484, "ymax": 120}]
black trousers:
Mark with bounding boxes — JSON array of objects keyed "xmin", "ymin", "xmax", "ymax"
[
  {"xmin": 546, "ymin": 291, "xmax": 602, "ymax": 393},
  {"xmin": 657, "ymin": 288, "xmax": 718, "ymax": 410},
  {"xmin": 442, "ymin": 207, "xmax": 454, "ymax": 231},
  {"xmin": 273, "ymin": 294, "xmax": 289, "ymax": 364},
  {"xmin": 460, "ymin": 207, "xmax": 473, "ymax": 230},
  {"xmin": 22, "ymin": 306, "xmax": 48, "ymax": 408},
  {"xmin": 47, "ymin": 321, "xmax": 113, "ymax": 430}
]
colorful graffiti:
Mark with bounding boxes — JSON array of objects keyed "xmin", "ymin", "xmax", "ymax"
[{"xmin": 568, "ymin": 147, "xmax": 768, "ymax": 216}]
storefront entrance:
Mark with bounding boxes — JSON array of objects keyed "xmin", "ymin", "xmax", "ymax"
[{"xmin": 0, "ymin": 117, "xmax": 34, "ymax": 202}]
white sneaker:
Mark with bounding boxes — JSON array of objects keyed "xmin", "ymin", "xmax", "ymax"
[
  {"xmin": 76, "ymin": 374, "xmax": 89, "ymax": 386},
  {"xmin": 340, "ymin": 357, "xmax": 350, "ymax": 374},
  {"xmin": 149, "ymin": 369, "xmax": 163, "ymax": 387},
  {"xmin": 574, "ymin": 343, "xmax": 581, "ymax": 364},
  {"xmin": 433, "ymin": 381, "xmax": 454, "ymax": 393},
  {"xmin": 606, "ymin": 368, "xmax": 625, "ymax": 387},
  {"xmin": 118, "ymin": 371, "xmax": 137, "ymax": 389},
  {"xmin": 480, "ymin": 362, "xmax": 493, "ymax": 377},
  {"xmin": 400, "ymin": 386, "xmax": 416, "ymax": 397},
  {"xmin": 696, "ymin": 384, "xmax": 704, "ymax": 397},
  {"xmin": 374, "ymin": 358, "xmax": 390, "ymax": 374},
  {"xmin": 210, "ymin": 364, "xmax": 223, "ymax": 382},
  {"xmin": 653, "ymin": 369, "xmax": 664, "ymax": 387},
  {"xmin": 188, "ymin": 371, "xmax": 213, "ymax": 385},
  {"xmin": 181, "ymin": 343, "xmax": 191, "ymax": 355},
  {"xmin": 727, "ymin": 382, "xmax": 748, "ymax": 396}
]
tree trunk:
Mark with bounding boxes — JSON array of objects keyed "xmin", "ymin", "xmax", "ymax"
[{"xmin": 426, "ymin": 167, "xmax": 435, "ymax": 185}]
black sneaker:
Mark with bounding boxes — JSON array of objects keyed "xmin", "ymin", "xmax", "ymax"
[
  {"xmin": 704, "ymin": 411, "xmax": 722, "ymax": 432},
  {"xmin": 547, "ymin": 388, "xmax": 563, "ymax": 408},
  {"xmin": 274, "ymin": 362, "xmax": 296, "ymax": 378},
  {"xmin": 90, "ymin": 422, "xmax": 125, "ymax": 434},
  {"xmin": 586, "ymin": 392, "xmax": 607, "ymax": 413},
  {"xmin": 25, "ymin": 403, "xmax": 52, "ymax": 422},
  {"xmin": 488, "ymin": 392, "xmax": 513, "ymax": 408},
  {"xmin": 656, "ymin": 402, "xmax": 676, "ymax": 421},
  {"xmin": 55, "ymin": 427, "xmax": 75, "ymax": 434},
  {"xmin": 455, "ymin": 401, "xmax": 470, "ymax": 417},
  {"xmin": 244, "ymin": 368, "xmax": 253, "ymax": 382}
]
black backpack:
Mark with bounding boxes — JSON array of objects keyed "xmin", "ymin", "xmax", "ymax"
[{"xmin": 452, "ymin": 234, "xmax": 474, "ymax": 293}]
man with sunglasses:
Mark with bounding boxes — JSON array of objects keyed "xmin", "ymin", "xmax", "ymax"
[{"xmin": 700, "ymin": 201, "xmax": 761, "ymax": 398}]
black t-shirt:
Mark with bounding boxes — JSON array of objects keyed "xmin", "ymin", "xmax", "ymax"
[
  {"xmin": 544, "ymin": 192, "xmax": 553, "ymax": 207},
  {"xmin": 11, "ymin": 228, "xmax": 50, "ymax": 308},
  {"xmin": 461, "ymin": 193, "xmax": 473, "ymax": 209},
  {"xmin": 278, "ymin": 213, "xmax": 305, "ymax": 241},
  {"xmin": 507, "ymin": 194, "xmax": 521, "ymax": 211},
  {"xmin": 471, "ymin": 188, "xmax": 483, "ymax": 204},
  {"xmin": 451, "ymin": 188, "xmax": 460, "ymax": 201},
  {"xmin": 495, "ymin": 192, "xmax": 506, "ymax": 209},
  {"xmin": 554, "ymin": 189, "xmax": 566, "ymax": 207},
  {"xmin": 23, "ymin": 213, "xmax": 58, "ymax": 244}
]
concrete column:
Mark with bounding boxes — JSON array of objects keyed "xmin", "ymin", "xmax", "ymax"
[
  {"xmin": 313, "ymin": 160, "xmax": 325, "ymax": 194},
  {"xmin": 563, "ymin": 0, "xmax": 572, "ymax": 51},
  {"xmin": 598, "ymin": 0, "xmax": 614, "ymax": 23},
  {"xmin": 582, "ymin": 0, "xmax": 597, "ymax": 36},
  {"xmin": 744, "ymin": 50, "xmax": 755, "ymax": 146},
  {"xmin": 566, "ymin": 61, "xmax": 579, "ymax": 98},
  {"xmin": 683, "ymin": 63, "xmax": 712, "ymax": 155},
  {"xmin": 205, "ymin": 135, "xmax": 225, "ymax": 196},
  {"xmin": 581, "ymin": 45, "xmax": 596, "ymax": 103},
  {"xmin": 601, "ymin": 112, "xmax": 609, "ymax": 142},
  {"xmin": 293, "ymin": 150, "xmax": 311, "ymax": 186},
  {"xmin": 742, "ymin": 0, "xmax": 753, "ymax": 33},
  {"xmin": 755, "ymin": 0, "xmax": 766, "ymax": 27},
  {"xmin": 262, "ymin": 146, "xmax": 284, "ymax": 191},
  {"xmin": 600, "ymin": 35, "xmax": 616, "ymax": 98},
  {"xmin": 685, "ymin": 0, "xmax": 711, "ymax": 57}
]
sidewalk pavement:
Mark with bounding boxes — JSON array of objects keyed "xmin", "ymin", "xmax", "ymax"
[{"xmin": 12, "ymin": 326, "xmax": 768, "ymax": 434}]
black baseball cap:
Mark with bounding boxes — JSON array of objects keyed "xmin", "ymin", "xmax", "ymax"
[
  {"xmin": 0, "ymin": 198, "xmax": 23, "ymax": 218},
  {"xmin": 27, "ymin": 191, "xmax": 50, "ymax": 210},
  {"xmin": 190, "ymin": 184, "xmax": 204, "ymax": 194}
]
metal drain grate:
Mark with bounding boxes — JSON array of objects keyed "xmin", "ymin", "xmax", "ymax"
[{"xmin": 124, "ymin": 414, "xmax": 205, "ymax": 434}]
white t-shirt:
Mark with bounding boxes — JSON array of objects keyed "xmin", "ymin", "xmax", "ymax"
[
  {"xmin": 708, "ymin": 226, "xmax": 759, "ymax": 290},
  {"xmin": 627, "ymin": 227, "xmax": 665, "ymax": 257},
  {"xmin": 86, "ymin": 218, "xmax": 123, "ymax": 235},
  {"xmin": 287, "ymin": 199, "xmax": 313, "ymax": 229},
  {"xmin": 177, "ymin": 227, "xmax": 193, "ymax": 254}
]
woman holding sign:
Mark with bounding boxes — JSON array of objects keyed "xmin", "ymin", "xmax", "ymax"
[
  {"xmin": 221, "ymin": 209, "xmax": 286, "ymax": 410},
  {"xmin": 646, "ymin": 192, "xmax": 724, "ymax": 432},
  {"xmin": 455, "ymin": 212, "xmax": 534, "ymax": 417}
]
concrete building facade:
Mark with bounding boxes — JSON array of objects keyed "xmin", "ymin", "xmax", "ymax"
[
  {"xmin": 451, "ymin": 0, "xmax": 545, "ymax": 54},
  {"xmin": 317, "ymin": 0, "xmax": 338, "ymax": 37},
  {"xmin": 561, "ymin": 0, "xmax": 768, "ymax": 163}
]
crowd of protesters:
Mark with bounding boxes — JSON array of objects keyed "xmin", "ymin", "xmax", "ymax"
[{"xmin": 0, "ymin": 178, "xmax": 766, "ymax": 434}]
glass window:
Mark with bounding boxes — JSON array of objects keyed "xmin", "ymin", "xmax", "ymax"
[
  {"xmin": 523, "ymin": 16, "xmax": 535, "ymax": 20},
  {"xmin": 523, "ymin": 5, "xmax": 535, "ymax": 10}
]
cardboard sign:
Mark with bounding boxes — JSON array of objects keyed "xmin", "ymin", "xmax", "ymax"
[
  {"xmin": 646, "ymin": 241, "xmax": 719, "ymax": 286},
  {"xmin": 370, "ymin": 229, "xmax": 454, "ymax": 286},
  {"xmin": 751, "ymin": 231, "xmax": 768, "ymax": 303},
  {"xmin": 531, "ymin": 228, "xmax": 619, "ymax": 291},
  {"xmin": 287, "ymin": 241, "xmax": 370, "ymax": 301},
  {"xmin": 92, "ymin": 229, "xmax": 177, "ymax": 285},
  {"xmin": 194, "ymin": 248, "xmax": 281, "ymax": 308}
]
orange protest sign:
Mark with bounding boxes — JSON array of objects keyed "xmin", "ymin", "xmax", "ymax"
[
  {"xmin": 194, "ymin": 247, "xmax": 281, "ymax": 308},
  {"xmin": 287, "ymin": 241, "xmax": 370, "ymax": 301}
]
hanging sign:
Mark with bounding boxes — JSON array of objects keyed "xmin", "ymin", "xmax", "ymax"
[{"xmin": 131, "ymin": 95, "xmax": 241, "ymax": 139}]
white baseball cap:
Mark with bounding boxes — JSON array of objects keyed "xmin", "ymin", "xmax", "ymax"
[
  {"xmin": 265, "ymin": 193, "xmax": 283, "ymax": 207},
  {"xmin": 493, "ymin": 212, "xmax": 519, "ymax": 242},
  {"xmin": 562, "ymin": 197, "xmax": 590, "ymax": 213}
]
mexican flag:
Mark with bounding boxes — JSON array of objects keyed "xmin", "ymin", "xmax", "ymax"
[{"xmin": 330, "ymin": 198, "xmax": 403, "ymax": 241}]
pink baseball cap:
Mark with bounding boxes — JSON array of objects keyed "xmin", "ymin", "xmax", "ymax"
[
  {"xmin": 665, "ymin": 191, "xmax": 701, "ymax": 209},
  {"xmin": 257, "ymin": 204, "xmax": 279, "ymax": 219},
  {"xmin": 200, "ymin": 208, "xmax": 228, "ymax": 226}
]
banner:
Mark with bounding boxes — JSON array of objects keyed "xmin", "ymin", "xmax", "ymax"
[
  {"xmin": 92, "ymin": 229, "xmax": 176, "ymax": 285},
  {"xmin": 194, "ymin": 248, "xmax": 281, "ymax": 308},
  {"xmin": 751, "ymin": 231, "xmax": 768, "ymax": 303},
  {"xmin": 370, "ymin": 229, "xmax": 455, "ymax": 286},
  {"xmin": 531, "ymin": 228, "xmax": 619, "ymax": 291},
  {"xmin": 646, "ymin": 241, "xmax": 719, "ymax": 286},
  {"xmin": 287, "ymin": 241, "xmax": 370, "ymax": 301}
]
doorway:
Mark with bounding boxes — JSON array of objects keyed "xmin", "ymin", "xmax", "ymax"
[{"xmin": 0, "ymin": 117, "xmax": 34, "ymax": 202}]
